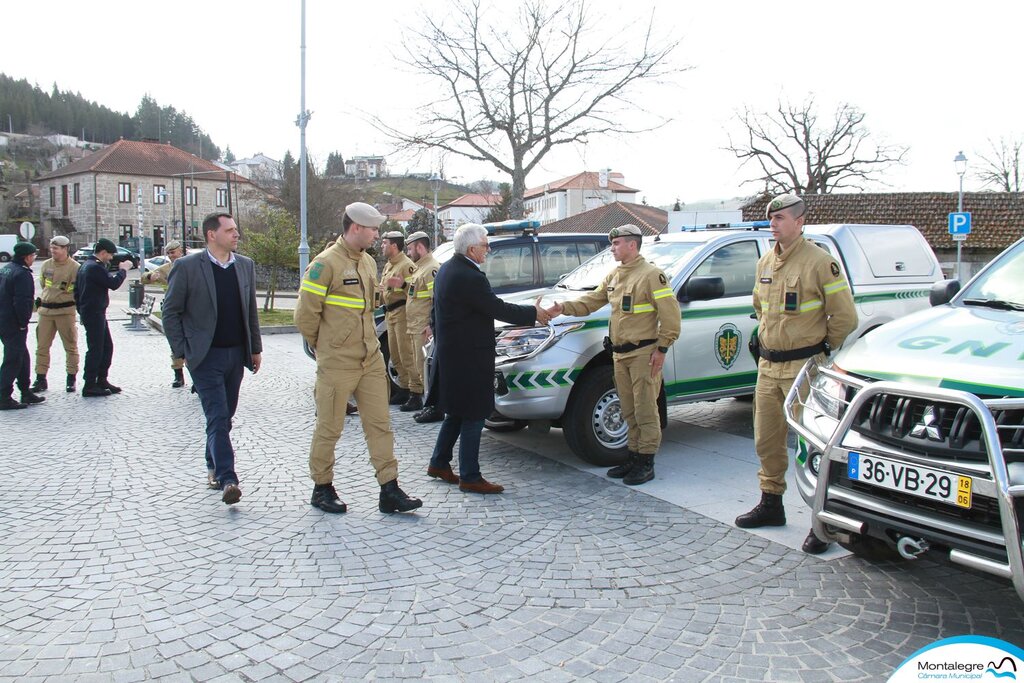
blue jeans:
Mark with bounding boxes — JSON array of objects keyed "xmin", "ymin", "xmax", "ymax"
[
  {"xmin": 190, "ymin": 346, "xmax": 245, "ymax": 486},
  {"xmin": 429, "ymin": 416, "xmax": 485, "ymax": 483}
]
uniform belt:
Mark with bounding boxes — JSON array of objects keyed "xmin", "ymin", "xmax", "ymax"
[
  {"xmin": 759, "ymin": 341, "xmax": 828, "ymax": 363},
  {"xmin": 39, "ymin": 301, "xmax": 76, "ymax": 309},
  {"xmin": 384, "ymin": 299, "xmax": 406, "ymax": 312},
  {"xmin": 606, "ymin": 338, "xmax": 656, "ymax": 354}
]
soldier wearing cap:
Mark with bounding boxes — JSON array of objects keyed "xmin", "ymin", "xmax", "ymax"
[
  {"xmin": 1, "ymin": 242, "xmax": 45, "ymax": 409},
  {"xmin": 734, "ymin": 194, "xmax": 857, "ymax": 554},
  {"xmin": 142, "ymin": 240, "xmax": 187, "ymax": 387},
  {"xmin": 378, "ymin": 230, "xmax": 417, "ymax": 405},
  {"xmin": 401, "ymin": 230, "xmax": 439, "ymax": 412},
  {"xmin": 546, "ymin": 224, "xmax": 681, "ymax": 485},
  {"xmin": 294, "ymin": 202, "xmax": 423, "ymax": 515},
  {"xmin": 31, "ymin": 235, "xmax": 80, "ymax": 394}
]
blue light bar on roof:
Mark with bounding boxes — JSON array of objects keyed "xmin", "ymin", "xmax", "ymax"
[
  {"xmin": 686, "ymin": 220, "xmax": 770, "ymax": 231},
  {"xmin": 484, "ymin": 219, "xmax": 541, "ymax": 235}
]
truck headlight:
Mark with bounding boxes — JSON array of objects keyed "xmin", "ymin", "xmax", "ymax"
[
  {"xmin": 806, "ymin": 363, "xmax": 847, "ymax": 421},
  {"xmin": 495, "ymin": 322, "xmax": 584, "ymax": 362}
]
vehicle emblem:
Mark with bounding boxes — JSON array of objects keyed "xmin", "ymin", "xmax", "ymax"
[
  {"xmin": 714, "ymin": 323, "xmax": 741, "ymax": 370},
  {"xmin": 910, "ymin": 405, "xmax": 944, "ymax": 441}
]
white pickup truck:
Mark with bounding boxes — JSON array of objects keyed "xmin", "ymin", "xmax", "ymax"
[
  {"xmin": 492, "ymin": 223, "xmax": 943, "ymax": 465},
  {"xmin": 0, "ymin": 234, "xmax": 18, "ymax": 262}
]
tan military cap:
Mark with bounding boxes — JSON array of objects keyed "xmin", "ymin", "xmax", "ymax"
[
  {"xmin": 345, "ymin": 202, "xmax": 387, "ymax": 227},
  {"xmin": 406, "ymin": 231, "xmax": 430, "ymax": 246},
  {"xmin": 50, "ymin": 235, "xmax": 71, "ymax": 247},
  {"xmin": 164, "ymin": 240, "xmax": 183, "ymax": 252},
  {"xmin": 765, "ymin": 193, "xmax": 805, "ymax": 219},
  {"xmin": 382, "ymin": 231, "xmax": 405, "ymax": 240},
  {"xmin": 608, "ymin": 224, "xmax": 643, "ymax": 241}
]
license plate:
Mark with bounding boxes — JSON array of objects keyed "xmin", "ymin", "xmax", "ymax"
[{"xmin": 847, "ymin": 452, "xmax": 972, "ymax": 509}]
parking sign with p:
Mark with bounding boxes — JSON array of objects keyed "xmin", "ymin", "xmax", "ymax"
[{"xmin": 949, "ymin": 212, "xmax": 971, "ymax": 235}]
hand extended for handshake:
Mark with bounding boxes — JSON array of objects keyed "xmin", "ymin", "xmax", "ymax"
[{"xmin": 533, "ymin": 298, "xmax": 564, "ymax": 326}]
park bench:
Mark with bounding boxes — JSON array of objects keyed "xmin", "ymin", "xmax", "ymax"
[{"xmin": 123, "ymin": 294, "xmax": 156, "ymax": 330}]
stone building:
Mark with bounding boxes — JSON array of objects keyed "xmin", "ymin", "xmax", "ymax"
[{"xmin": 35, "ymin": 139, "xmax": 267, "ymax": 254}]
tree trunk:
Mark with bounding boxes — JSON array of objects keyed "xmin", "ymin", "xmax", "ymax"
[{"xmin": 509, "ymin": 164, "xmax": 527, "ymax": 220}]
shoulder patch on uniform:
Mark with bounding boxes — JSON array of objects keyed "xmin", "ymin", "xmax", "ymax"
[
  {"xmin": 658, "ymin": 273, "xmax": 667, "ymax": 285},
  {"xmin": 830, "ymin": 262, "xmax": 840, "ymax": 277},
  {"xmin": 309, "ymin": 262, "xmax": 324, "ymax": 280}
]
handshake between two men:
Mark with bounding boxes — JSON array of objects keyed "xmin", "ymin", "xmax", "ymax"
[{"xmin": 532, "ymin": 298, "xmax": 564, "ymax": 326}]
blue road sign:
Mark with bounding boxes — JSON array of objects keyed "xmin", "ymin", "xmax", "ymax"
[{"xmin": 949, "ymin": 212, "xmax": 972, "ymax": 235}]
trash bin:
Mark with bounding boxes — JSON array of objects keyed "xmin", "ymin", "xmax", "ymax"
[{"xmin": 128, "ymin": 280, "xmax": 145, "ymax": 309}]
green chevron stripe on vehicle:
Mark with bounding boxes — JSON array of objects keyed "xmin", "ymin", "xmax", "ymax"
[
  {"xmin": 665, "ymin": 371, "xmax": 758, "ymax": 397},
  {"xmin": 853, "ymin": 290, "xmax": 929, "ymax": 304},
  {"xmin": 504, "ymin": 367, "xmax": 582, "ymax": 391}
]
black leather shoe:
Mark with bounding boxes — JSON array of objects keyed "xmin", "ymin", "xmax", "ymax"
[
  {"xmin": 82, "ymin": 384, "xmax": 112, "ymax": 397},
  {"xmin": 311, "ymin": 483, "xmax": 347, "ymax": 513},
  {"xmin": 413, "ymin": 405, "xmax": 443, "ymax": 423},
  {"xmin": 221, "ymin": 483, "xmax": 241, "ymax": 505},
  {"xmin": 20, "ymin": 390, "xmax": 45, "ymax": 405},
  {"xmin": 400, "ymin": 394, "xmax": 423, "ymax": 412},
  {"xmin": 172, "ymin": 369, "xmax": 185, "ymax": 388},
  {"xmin": 607, "ymin": 451, "xmax": 637, "ymax": 479},
  {"xmin": 735, "ymin": 492, "xmax": 786, "ymax": 528},
  {"xmin": 802, "ymin": 530, "xmax": 830, "ymax": 555},
  {"xmin": 389, "ymin": 388, "xmax": 410, "ymax": 406},
  {"xmin": 66, "ymin": 374, "xmax": 76, "ymax": 393},
  {"xmin": 99, "ymin": 379, "xmax": 122, "ymax": 394},
  {"xmin": 623, "ymin": 454, "xmax": 655, "ymax": 485},
  {"xmin": 0, "ymin": 396, "xmax": 27, "ymax": 410},
  {"xmin": 30, "ymin": 375, "xmax": 47, "ymax": 392},
  {"xmin": 379, "ymin": 479, "xmax": 422, "ymax": 513}
]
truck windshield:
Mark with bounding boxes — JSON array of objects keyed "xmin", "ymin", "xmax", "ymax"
[
  {"xmin": 556, "ymin": 241, "xmax": 699, "ymax": 291},
  {"xmin": 958, "ymin": 239, "xmax": 1024, "ymax": 307}
]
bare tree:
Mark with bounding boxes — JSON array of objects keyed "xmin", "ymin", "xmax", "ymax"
[
  {"xmin": 976, "ymin": 137, "xmax": 1022, "ymax": 192},
  {"xmin": 381, "ymin": 0, "xmax": 681, "ymax": 218},
  {"xmin": 726, "ymin": 97, "xmax": 908, "ymax": 195}
]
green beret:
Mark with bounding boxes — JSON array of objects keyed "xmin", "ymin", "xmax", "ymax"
[
  {"xmin": 14, "ymin": 242, "xmax": 37, "ymax": 257},
  {"xmin": 94, "ymin": 238, "xmax": 118, "ymax": 254},
  {"xmin": 765, "ymin": 194, "xmax": 805, "ymax": 219},
  {"xmin": 608, "ymin": 224, "xmax": 643, "ymax": 241}
]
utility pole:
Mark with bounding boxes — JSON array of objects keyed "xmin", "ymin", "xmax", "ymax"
[{"xmin": 296, "ymin": 0, "xmax": 311, "ymax": 275}]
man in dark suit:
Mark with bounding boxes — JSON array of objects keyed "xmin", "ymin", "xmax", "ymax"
[
  {"xmin": 426, "ymin": 223, "xmax": 551, "ymax": 494},
  {"xmin": 162, "ymin": 213, "xmax": 263, "ymax": 505},
  {"xmin": 75, "ymin": 238, "xmax": 131, "ymax": 397}
]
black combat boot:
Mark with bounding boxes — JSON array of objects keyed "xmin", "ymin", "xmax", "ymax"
[
  {"xmin": 389, "ymin": 387, "xmax": 410, "ymax": 406},
  {"xmin": 82, "ymin": 383, "xmax": 112, "ymax": 397},
  {"xmin": 607, "ymin": 451, "xmax": 638, "ymax": 479},
  {"xmin": 30, "ymin": 374, "xmax": 47, "ymax": 392},
  {"xmin": 172, "ymin": 369, "xmax": 185, "ymax": 388},
  {"xmin": 20, "ymin": 390, "xmax": 45, "ymax": 405},
  {"xmin": 379, "ymin": 480, "xmax": 423, "ymax": 513},
  {"xmin": 802, "ymin": 529, "xmax": 829, "ymax": 555},
  {"xmin": 399, "ymin": 394, "xmax": 423, "ymax": 412},
  {"xmin": 66, "ymin": 374, "xmax": 76, "ymax": 393},
  {"xmin": 0, "ymin": 395, "xmax": 27, "ymax": 410},
  {"xmin": 311, "ymin": 483, "xmax": 348, "ymax": 513},
  {"xmin": 98, "ymin": 378, "xmax": 122, "ymax": 394},
  {"xmin": 414, "ymin": 405, "xmax": 443, "ymax": 423},
  {"xmin": 623, "ymin": 453, "xmax": 655, "ymax": 485},
  {"xmin": 735, "ymin": 492, "xmax": 786, "ymax": 528}
]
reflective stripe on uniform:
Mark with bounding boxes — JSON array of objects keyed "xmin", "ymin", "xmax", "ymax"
[
  {"xmin": 632, "ymin": 303, "xmax": 655, "ymax": 313},
  {"xmin": 764, "ymin": 298, "xmax": 823, "ymax": 313},
  {"xmin": 300, "ymin": 279, "xmax": 328, "ymax": 297},
  {"xmin": 415, "ymin": 288, "xmax": 431, "ymax": 299},
  {"xmin": 325, "ymin": 294, "xmax": 364, "ymax": 309},
  {"xmin": 652, "ymin": 288, "xmax": 673, "ymax": 300},
  {"xmin": 823, "ymin": 279, "xmax": 849, "ymax": 295}
]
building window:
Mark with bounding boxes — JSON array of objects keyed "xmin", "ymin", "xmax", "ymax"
[
  {"xmin": 49, "ymin": 187, "xmax": 56, "ymax": 207},
  {"xmin": 118, "ymin": 182, "xmax": 132, "ymax": 203},
  {"xmin": 216, "ymin": 188, "xmax": 228, "ymax": 207},
  {"xmin": 73, "ymin": 183, "xmax": 81, "ymax": 204},
  {"xmin": 186, "ymin": 186, "xmax": 198, "ymax": 206},
  {"xmin": 154, "ymin": 184, "xmax": 167, "ymax": 204},
  {"xmin": 119, "ymin": 224, "xmax": 134, "ymax": 240}
]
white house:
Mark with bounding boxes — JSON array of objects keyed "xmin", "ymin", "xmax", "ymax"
[
  {"xmin": 437, "ymin": 193, "xmax": 502, "ymax": 235},
  {"xmin": 230, "ymin": 153, "xmax": 282, "ymax": 186},
  {"xmin": 523, "ymin": 170, "xmax": 639, "ymax": 225}
]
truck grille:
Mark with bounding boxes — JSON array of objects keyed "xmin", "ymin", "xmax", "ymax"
[{"xmin": 849, "ymin": 393, "xmax": 1024, "ymax": 466}]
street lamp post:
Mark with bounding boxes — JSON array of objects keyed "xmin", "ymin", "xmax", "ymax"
[
  {"xmin": 429, "ymin": 173, "xmax": 442, "ymax": 244},
  {"xmin": 954, "ymin": 150, "xmax": 967, "ymax": 280}
]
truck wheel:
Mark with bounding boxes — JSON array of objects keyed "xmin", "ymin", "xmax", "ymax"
[
  {"xmin": 838, "ymin": 533, "xmax": 903, "ymax": 562},
  {"xmin": 564, "ymin": 365, "xmax": 629, "ymax": 467},
  {"xmin": 0, "ymin": 252, "xmax": 10, "ymax": 262},
  {"xmin": 378, "ymin": 333, "xmax": 402, "ymax": 396}
]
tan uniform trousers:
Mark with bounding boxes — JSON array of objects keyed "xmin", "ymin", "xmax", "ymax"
[
  {"xmin": 613, "ymin": 351, "xmax": 662, "ymax": 454},
  {"xmin": 406, "ymin": 333, "xmax": 426, "ymax": 394},
  {"xmin": 309, "ymin": 352, "xmax": 398, "ymax": 486},
  {"xmin": 386, "ymin": 313, "xmax": 413, "ymax": 391},
  {"xmin": 752, "ymin": 370, "xmax": 809, "ymax": 495},
  {"xmin": 35, "ymin": 313, "xmax": 79, "ymax": 375}
]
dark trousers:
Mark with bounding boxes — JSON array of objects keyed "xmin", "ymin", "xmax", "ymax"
[
  {"xmin": 190, "ymin": 345, "xmax": 245, "ymax": 486},
  {"xmin": 81, "ymin": 313, "xmax": 113, "ymax": 385},
  {"xmin": 0, "ymin": 328, "xmax": 30, "ymax": 397},
  {"xmin": 423, "ymin": 348, "xmax": 440, "ymax": 408},
  {"xmin": 429, "ymin": 415, "xmax": 486, "ymax": 482}
]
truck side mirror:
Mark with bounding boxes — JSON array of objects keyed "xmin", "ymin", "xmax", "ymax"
[
  {"xmin": 929, "ymin": 279, "xmax": 961, "ymax": 306},
  {"xmin": 678, "ymin": 276, "xmax": 725, "ymax": 303}
]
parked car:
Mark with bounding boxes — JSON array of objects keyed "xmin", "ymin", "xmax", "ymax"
[
  {"xmin": 73, "ymin": 244, "xmax": 140, "ymax": 270},
  {"xmin": 786, "ymin": 236, "xmax": 1024, "ymax": 601},
  {"xmin": 144, "ymin": 255, "xmax": 169, "ymax": 271},
  {"xmin": 489, "ymin": 223, "xmax": 943, "ymax": 465}
]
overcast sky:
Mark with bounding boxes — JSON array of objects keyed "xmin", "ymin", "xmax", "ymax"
[{"xmin": 3, "ymin": 0, "xmax": 1022, "ymax": 207}]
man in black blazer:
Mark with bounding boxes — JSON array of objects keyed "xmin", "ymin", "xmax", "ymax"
[
  {"xmin": 426, "ymin": 224, "xmax": 551, "ymax": 494},
  {"xmin": 162, "ymin": 213, "xmax": 263, "ymax": 505}
]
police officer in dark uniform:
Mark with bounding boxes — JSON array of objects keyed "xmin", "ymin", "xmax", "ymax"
[
  {"xmin": 0, "ymin": 242, "xmax": 45, "ymax": 410},
  {"xmin": 75, "ymin": 238, "xmax": 130, "ymax": 397}
]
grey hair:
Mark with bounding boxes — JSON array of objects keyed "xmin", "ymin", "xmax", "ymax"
[{"xmin": 453, "ymin": 223, "xmax": 488, "ymax": 255}]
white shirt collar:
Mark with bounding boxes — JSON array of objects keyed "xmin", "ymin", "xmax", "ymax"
[{"xmin": 206, "ymin": 249, "xmax": 236, "ymax": 269}]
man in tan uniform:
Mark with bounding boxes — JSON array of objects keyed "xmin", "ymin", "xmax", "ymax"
[
  {"xmin": 142, "ymin": 240, "xmax": 187, "ymax": 387},
  {"xmin": 548, "ymin": 224, "xmax": 681, "ymax": 485},
  {"xmin": 294, "ymin": 202, "xmax": 423, "ymax": 515},
  {"xmin": 734, "ymin": 194, "xmax": 857, "ymax": 555},
  {"xmin": 401, "ymin": 230, "xmax": 439, "ymax": 413},
  {"xmin": 32, "ymin": 235, "xmax": 80, "ymax": 394},
  {"xmin": 378, "ymin": 231, "xmax": 417, "ymax": 406}
]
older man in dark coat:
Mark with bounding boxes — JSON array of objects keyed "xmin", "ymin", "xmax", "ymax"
[{"xmin": 426, "ymin": 224, "xmax": 552, "ymax": 493}]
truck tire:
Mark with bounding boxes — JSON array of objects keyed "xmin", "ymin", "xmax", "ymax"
[
  {"xmin": 563, "ymin": 365, "xmax": 629, "ymax": 467},
  {"xmin": 0, "ymin": 252, "xmax": 10, "ymax": 262},
  {"xmin": 838, "ymin": 533, "xmax": 903, "ymax": 562}
]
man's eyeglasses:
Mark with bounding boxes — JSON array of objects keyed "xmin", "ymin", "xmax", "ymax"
[{"xmin": 475, "ymin": 242, "xmax": 490, "ymax": 250}]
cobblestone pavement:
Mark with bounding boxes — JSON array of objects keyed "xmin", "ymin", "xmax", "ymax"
[{"xmin": 1, "ymin": 322, "xmax": 1022, "ymax": 682}]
